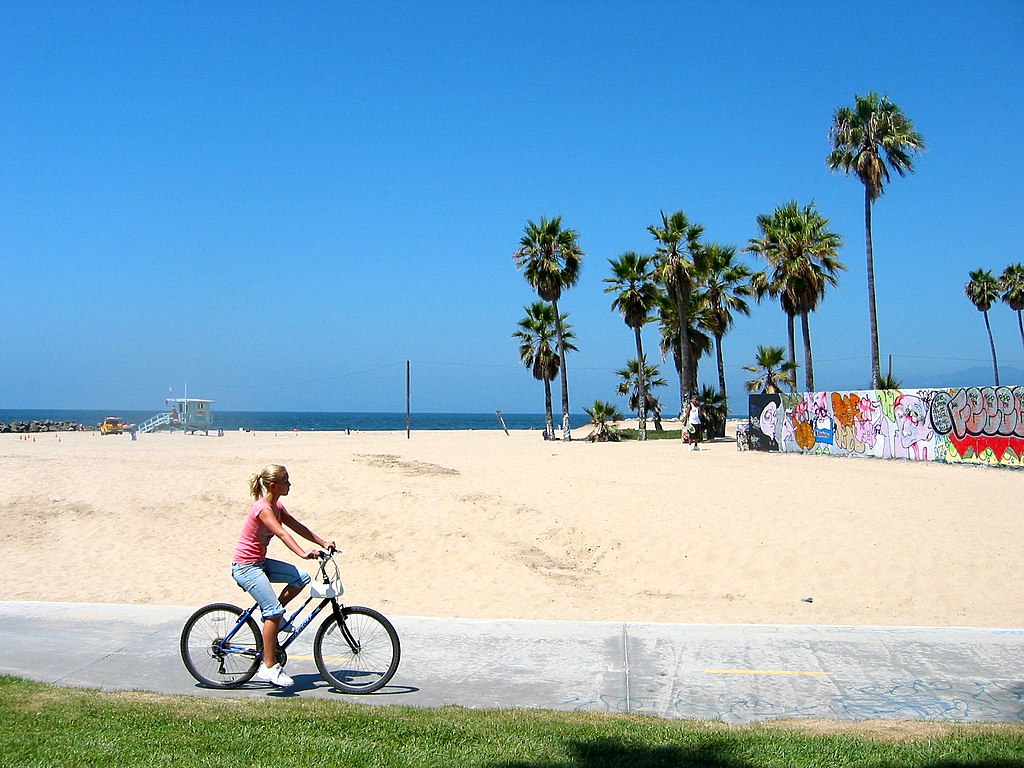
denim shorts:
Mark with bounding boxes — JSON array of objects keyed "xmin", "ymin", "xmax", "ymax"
[{"xmin": 231, "ymin": 559, "xmax": 311, "ymax": 621}]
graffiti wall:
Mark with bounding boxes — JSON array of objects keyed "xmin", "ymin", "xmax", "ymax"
[{"xmin": 747, "ymin": 386, "xmax": 1024, "ymax": 468}]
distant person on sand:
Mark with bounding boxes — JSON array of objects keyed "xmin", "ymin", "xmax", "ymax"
[
  {"xmin": 685, "ymin": 395, "xmax": 702, "ymax": 451},
  {"xmin": 231, "ymin": 464, "xmax": 335, "ymax": 688}
]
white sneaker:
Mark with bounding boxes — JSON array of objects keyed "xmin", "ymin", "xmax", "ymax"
[{"xmin": 256, "ymin": 662, "xmax": 294, "ymax": 688}]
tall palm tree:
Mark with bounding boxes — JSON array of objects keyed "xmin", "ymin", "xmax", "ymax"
[
  {"xmin": 965, "ymin": 268, "xmax": 1002, "ymax": 386},
  {"xmin": 512, "ymin": 302, "xmax": 577, "ymax": 440},
  {"xmin": 604, "ymin": 252, "xmax": 661, "ymax": 440},
  {"xmin": 746, "ymin": 202, "xmax": 844, "ymax": 392},
  {"xmin": 615, "ymin": 358, "xmax": 667, "ymax": 432},
  {"xmin": 649, "ymin": 210, "xmax": 704, "ymax": 413},
  {"xmin": 744, "ymin": 344, "xmax": 798, "ymax": 394},
  {"xmin": 999, "ymin": 263, "xmax": 1024, "ymax": 357},
  {"xmin": 514, "ymin": 216, "xmax": 584, "ymax": 440},
  {"xmin": 695, "ymin": 243, "xmax": 753, "ymax": 415},
  {"xmin": 828, "ymin": 92, "xmax": 925, "ymax": 389}
]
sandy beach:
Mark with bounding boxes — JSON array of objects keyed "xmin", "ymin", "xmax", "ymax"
[{"xmin": 2, "ymin": 425, "xmax": 1020, "ymax": 628}]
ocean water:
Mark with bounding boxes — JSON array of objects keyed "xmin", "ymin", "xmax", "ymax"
[{"xmin": 0, "ymin": 408, "xmax": 591, "ymax": 432}]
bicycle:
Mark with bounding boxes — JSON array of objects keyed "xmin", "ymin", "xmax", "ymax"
[{"xmin": 179, "ymin": 548, "xmax": 400, "ymax": 694}]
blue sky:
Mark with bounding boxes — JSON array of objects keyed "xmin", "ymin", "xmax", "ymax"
[{"xmin": 3, "ymin": 2, "xmax": 1022, "ymax": 414}]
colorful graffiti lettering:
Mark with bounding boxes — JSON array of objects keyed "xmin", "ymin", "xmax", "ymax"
[
  {"xmin": 930, "ymin": 386, "xmax": 1024, "ymax": 463},
  {"xmin": 749, "ymin": 386, "xmax": 1024, "ymax": 468}
]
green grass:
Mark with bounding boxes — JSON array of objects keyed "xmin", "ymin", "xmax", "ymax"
[
  {"xmin": 1, "ymin": 677, "xmax": 1022, "ymax": 767},
  {"xmin": 617, "ymin": 428, "xmax": 684, "ymax": 441}
]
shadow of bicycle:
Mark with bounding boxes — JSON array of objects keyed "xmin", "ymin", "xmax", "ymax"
[{"xmin": 262, "ymin": 672, "xmax": 417, "ymax": 698}]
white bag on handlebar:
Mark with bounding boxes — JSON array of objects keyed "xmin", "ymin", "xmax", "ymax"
[{"xmin": 311, "ymin": 578, "xmax": 344, "ymax": 598}]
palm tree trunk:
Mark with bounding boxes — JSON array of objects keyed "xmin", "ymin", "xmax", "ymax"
[
  {"xmin": 676, "ymin": 289, "xmax": 692, "ymax": 411},
  {"xmin": 543, "ymin": 379, "xmax": 554, "ymax": 440},
  {"xmin": 715, "ymin": 332, "xmax": 727, "ymax": 437},
  {"xmin": 1017, "ymin": 310, "xmax": 1024, "ymax": 357},
  {"xmin": 984, "ymin": 310, "xmax": 1000, "ymax": 386},
  {"xmin": 865, "ymin": 187, "xmax": 882, "ymax": 390},
  {"xmin": 672, "ymin": 342, "xmax": 684, "ymax": 417},
  {"xmin": 690, "ymin": 346, "xmax": 699, "ymax": 394},
  {"xmin": 800, "ymin": 312, "xmax": 814, "ymax": 392},
  {"xmin": 634, "ymin": 327, "xmax": 647, "ymax": 441},
  {"xmin": 551, "ymin": 298, "xmax": 572, "ymax": 441},
  {"xmin": 786, "ymin": 312, "xmax": 797, "ymax": 392}
]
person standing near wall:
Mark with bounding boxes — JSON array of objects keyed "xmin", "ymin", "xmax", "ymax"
[{"xmin": 684, "ymin": 395, "xmax": 702, "ymax": 451}]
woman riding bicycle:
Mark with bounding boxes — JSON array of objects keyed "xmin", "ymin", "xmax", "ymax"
[{"xmin": 231, "ymin": 464, "xmax": 334, "ymax": 688}]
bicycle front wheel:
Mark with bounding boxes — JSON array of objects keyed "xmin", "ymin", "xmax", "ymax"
[
  {"xmin": 314, "ymin": 606, "xmax": 400, "ymax": 694},
  {"xmin": 180, "ymin": 603, "xmax": 262, "ymax": 689}
]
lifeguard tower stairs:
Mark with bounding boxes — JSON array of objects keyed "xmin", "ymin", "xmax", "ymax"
[{"xmin": 137, "ymin": 398, "xmax": 215, "ymax": 435}]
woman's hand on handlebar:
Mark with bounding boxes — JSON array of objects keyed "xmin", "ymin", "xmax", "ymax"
[{"xmin": 307, "ymin": 541, "xmax": 337, "ymax": 559}]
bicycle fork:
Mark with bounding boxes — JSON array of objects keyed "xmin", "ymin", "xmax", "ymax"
[{"xmin": 332, "ymin": 600, "xmax": 362, "ymax": 654}]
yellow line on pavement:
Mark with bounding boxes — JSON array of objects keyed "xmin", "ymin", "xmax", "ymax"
[
  {"xmin": 288, "ymin": 654, "xmax": 353, "ymax": 663},
  {"xmin": 705, "ymin": 669, "xmax": 827, "ymax": 677}
]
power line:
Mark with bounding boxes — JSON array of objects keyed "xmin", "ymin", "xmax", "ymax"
[{"xmin": 197, "ymin": 361, "xmax": 408, "ymax": 390}]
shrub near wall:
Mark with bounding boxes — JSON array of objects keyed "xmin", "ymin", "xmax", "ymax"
[{"xmin": 746, "ymin": 386, "xmax": 1024, "ymax": 468}]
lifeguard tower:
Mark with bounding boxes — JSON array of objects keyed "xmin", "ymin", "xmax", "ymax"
[{"xmin": 136, "ymin": 397, "xmax": 216, "ymax": 435}]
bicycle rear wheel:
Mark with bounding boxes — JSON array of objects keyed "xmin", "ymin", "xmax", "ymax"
[
  {"xmin": 314, "ymin": 606, "xmax": 400, "ymax": 694},
  {"xmin": 180, "ymin": 603, "xmax": 262, "ymax": 689}
]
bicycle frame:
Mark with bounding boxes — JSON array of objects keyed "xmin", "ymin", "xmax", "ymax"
[{"xmin": 215, "ymin": 551, "xmax": 356, "ymax": 661}]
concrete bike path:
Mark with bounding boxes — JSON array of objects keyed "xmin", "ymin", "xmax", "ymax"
[{"xmin": 0, "ymin": 601, "xmax": 1020, "ymax": 724}]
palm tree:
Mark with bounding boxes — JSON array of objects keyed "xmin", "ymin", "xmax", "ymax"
[
  {"xmin": 656, "ymin": 292, "xmax": 713, "ymax": 407},
  {"xmin": 512, "ymin": 302, "xmax": 577, "ymax": 440},
  {"xmin": 695, "ymin": 243, "xmax": 753, "ymax": 415},
  {"xmin": 748, "ymin": 269, "xmax": 798, "ymax": 392},
  {"xmin": 697, "ymin": 384, "xmax": 728, "ymax": 441},
  {"xmin": 655, "ymin": 295, "xmax": 684, "ymax": 402},
  {"xmin": 744, "ymin": 344, "xmax": 798, "ymax": 394},
  {"xmin": 604, "ymin": 252, "xmax": 661, "ymax": 440},
  {"xmin": 583, "ymin": 400, "xmax": 623, "ymax": 442},
  {"xmin": 746, "ymin": 202, "xmax": 844, "ymax": 392},
  {"xmin": 514, "ymin": 216, "xmax": 584, "ymax": 440},
  {"xmin": 878, "ymin": 372, "xmax": 903, "ymax": 391},
  {"xmin": 965, "ymin": 268, "xmax": 1002, "ymax": 386},
  {"xmin": 828, "ymin": 93, "xmax": 925, "ymax": 389},
  {"xmin": 649, "ymin": 210, "xmax": 704, "ymax": 413},
  {"xmin": 615, "ymin": 358, "xmax": 667, "ymax": 432},
  {"xmin": 999, "ymin": 263, "xmax": 1024, "ymax": 357}
]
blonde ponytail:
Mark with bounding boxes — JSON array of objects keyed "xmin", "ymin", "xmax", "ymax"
[
  {"xmin": 249, "ymin": 472, "xmax": 264, "ymax": 499},
  {"xmin": 250, "ymin": 464, "xmax": 288, "ymax": 499}
]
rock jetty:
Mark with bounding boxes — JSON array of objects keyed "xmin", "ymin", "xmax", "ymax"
[{"xmin": 0, "ymin": 420, "xmax": 91, "ymax": 433}]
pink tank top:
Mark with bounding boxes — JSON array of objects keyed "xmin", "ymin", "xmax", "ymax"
[{"xmin": 232, "ymin": 498, "xmax": 285, "ymax": 564}]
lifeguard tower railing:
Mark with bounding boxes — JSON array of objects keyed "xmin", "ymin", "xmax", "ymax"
[{"xmin": 136, "ymin": 412, "xmax": 172, "ymax": 434}]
